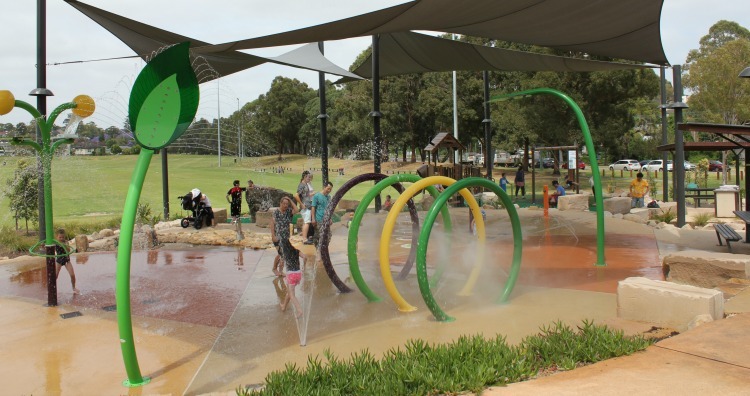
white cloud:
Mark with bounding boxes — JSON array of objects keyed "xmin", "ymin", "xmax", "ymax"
[{"xmin": 1, "ymin": 0, "xmax": 747, "ymax": 127}]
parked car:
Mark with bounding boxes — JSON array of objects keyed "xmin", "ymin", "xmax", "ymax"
[
  {"xmin": 562, "ymin": 159, "xmax": 586, "ymax": 170},
  {"xmin": 683, "ymin": 161, "xmax": 696, "ymax": 171},
  {"xmin": 641, "ymin": 159, "xmax": 673, "ymax": 172},
  {"xmin": 609, "ymin": 159, "xmax": 640, "ymax": 171},
  {"xmin": 541, "ymin": 158, "xmax": 555, "ymax": 168},
  {"xmin": 708, "ymin": 160, "xmax": 730, "ymax": 171},
  {"xmin": 638, "ymin": 160, "xmax": 651, "ymax": 169}
]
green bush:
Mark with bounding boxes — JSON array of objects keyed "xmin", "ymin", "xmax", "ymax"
[
  {"xmin": 237, "ymin": 321, "xmax": 652, "ymax": 395},
  {"xmin": 692, "ymin": 212, "xmax": 713, "ymax": 227},
  {"xmin": 0, "ymin": 225, "xmax": 37, "ymax": 255},
  {"xmin": 651, "ymin": 208, "xmax": 676, "ymax": 224}
]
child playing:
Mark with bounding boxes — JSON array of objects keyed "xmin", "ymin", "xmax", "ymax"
[
  {"xmin": 226, "ymin": 179, "xmax": 245, "ymax": 223},
  {"xmin": 498, "ymin": 172, "xmax": 509, "ymax": 192},
  {"xmin": 383, "ymin": 195, "xmax": 393, "ymax": 211},
  {"xmin": 55, "ymin": 229, "xmax": 79, "ymax": 295},
  {"xmin": 271, "ymin": 197, "xmax": 303, "ymax": 318}
]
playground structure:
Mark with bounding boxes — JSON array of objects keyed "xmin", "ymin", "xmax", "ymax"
[
  {"xmin": 421, "ymin": 132, "xmax": 484, "ymax": 181},
  {"xmin": 0, "ymin": 90, "xmax": 95, "ymax": 307}
]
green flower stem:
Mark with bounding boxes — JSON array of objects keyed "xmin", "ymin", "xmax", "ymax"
[{"xmin": 116, "ymin": 149, "xmax": 154, "ymax": 387}]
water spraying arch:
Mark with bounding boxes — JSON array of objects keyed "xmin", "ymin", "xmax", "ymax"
[
  {"xmin": 347, "ymin": 174, "xmax": 449, "ymax": 302},
  {"xmin": 417, "ymin": 177, "xmax": 523, "ymax": 322},
  {"xmin": 379, "ymin": 176, "xmax": 485, "ymax": 313}
]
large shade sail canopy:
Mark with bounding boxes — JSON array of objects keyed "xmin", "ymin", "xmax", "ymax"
[
  {"xmin": 200, "ymin": 0, "xmax": 668, "ymax": 65},
  {"xmin": 339, "ymin": 31, "xmax": 654, "ymax": 82},
  {"xmin": 65, "ymin": 0, "xmax": 362, "ymax": 81}
]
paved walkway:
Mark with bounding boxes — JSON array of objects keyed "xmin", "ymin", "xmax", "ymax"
[{"xmin": 1, "ymin": 207, "xmax": 749, "ymax": 394}]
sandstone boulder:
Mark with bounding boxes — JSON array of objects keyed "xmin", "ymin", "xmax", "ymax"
[
  {"xmin": 246, "ymin": 187, "xmax": 294, "ymax": 211},
  {"xmin": 603, "ymin": 197, "xmax": 631, "ymax": 215},
  {"xmin": 558, "ymin": 194, "xmax": 588, "ymax": 211},
  {"xmin": 663, "ymin": 250, "xmax": 750, "ymax": 289},
  {"xmin": 337, "ymin": 199, "xmax": 360, "ymax": 212},
  {"xmin": 74, "ymin": 235, "xmax": 89, "ymax": 253}
]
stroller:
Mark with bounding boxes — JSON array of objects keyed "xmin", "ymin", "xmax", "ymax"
[{"xmin": 178, "ymin": 189, "xmax": 208, "ymax": 229}]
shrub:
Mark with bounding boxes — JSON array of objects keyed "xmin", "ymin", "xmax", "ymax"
[
  {"xmin": 651, "ymin": 207, "xmax": 676, "ymax": 223},
  {"xmin": 692, "ymin": 212, "xmax": 713, "ymax": 227},
  {"xmin": 237, "ymin": 321, "xmax": 652, "ymax": 395}
]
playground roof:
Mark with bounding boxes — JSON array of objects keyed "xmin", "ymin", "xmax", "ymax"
[
  {"xmin": 425, "ymin": 132, "xmax": 466, "ymax": 152},
  {"xmin": 67, "ymin": 0, "xmax": 667, "ymax": 84},
  {"xmin": 657, "ymin": 123, "xmax": 750, "ymax": 152},
  {"xmin": 197, "ymin": 0, "xmax": 669, "ymax": 66},
  {"xmin": 338, "ymin": 32, "xmax": 653, "ymax": 82},
  {"xmin": 65, "ymin": 0, "xmax": 362, "ymax": 81}
]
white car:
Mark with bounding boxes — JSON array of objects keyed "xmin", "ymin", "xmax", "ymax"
[
  {"xmin": 641, "ymin": 159, "xmax": 673, "ymax": 172},
  {"xmin": 684, "ymin": 161, "xmax": 696, "ymax": 171},
  {"xmin": 609, "ymin": 159, "xmax": 640, "ymax": 171}
]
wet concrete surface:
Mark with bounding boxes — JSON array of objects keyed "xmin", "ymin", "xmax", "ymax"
[{"xmin": 0, "ymin": 209, "xmax": 681, "ymax": 395}]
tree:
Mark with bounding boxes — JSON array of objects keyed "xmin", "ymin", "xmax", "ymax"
[
  {"xmin": 686, "ymin": 20, "xmax": 750, "ymax": 64},
  {"xmin": 684, "ymin": 36, "xmax": 750, "ymax": 125},
  {"xmin": 5, "ymin": 159, "xmax": 39, "ymax": 233}
]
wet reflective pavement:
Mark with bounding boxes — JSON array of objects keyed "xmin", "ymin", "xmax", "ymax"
[{"xmin": 0, "ymin": 209, "xmax": 670, "ymax": 395}]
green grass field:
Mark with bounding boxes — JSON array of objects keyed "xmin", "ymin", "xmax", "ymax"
[
  {"xmin": 0, "ymin": 154, "xmax": 740, "ymax": 229},
  {"xmin": 0, "ymin": 154, "xmax": 381, "ymax": 228}
]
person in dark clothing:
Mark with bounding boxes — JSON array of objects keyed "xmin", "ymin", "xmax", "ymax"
[
  {"xmin": 514, "ymin": 166, "xmax": 526, "ymax": 198},
  {"xmin": 226, "ymin": 179, "xmax": 245, "ymax": 223},
  {"xmin": 55, "ymin": 229, "xmax": 79, "ymax": 295}
]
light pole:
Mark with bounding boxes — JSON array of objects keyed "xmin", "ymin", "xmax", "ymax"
[
  {"xmin": 237, "ymin": 97, "xmax": 241, "ymax": 161},
  {"xmin": 0, "ymin": 90, "xmax": 94, "ymax": 306},
  {"xmin": 739, "ymin": 67, "xmax": 749, "ymax": 210}
]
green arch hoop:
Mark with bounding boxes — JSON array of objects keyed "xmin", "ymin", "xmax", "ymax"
[{"xmin": 416, "ymin": 177, "xmax": 523, "ymax": 322}]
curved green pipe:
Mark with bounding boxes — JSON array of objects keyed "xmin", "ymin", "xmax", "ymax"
[
  {"xmin": 115, "ymin": 149, "xmax": 153, "ymax": 387},
  {"xmin": 417, "ymin": 177, "xmax": 523, "ymax": 322},
  {"xmin": 348, "ymin": 174, "xmax": 448, "ymax": 302},
  {"xmin": 490, "ymin": 87, "xmax": 605, "ymax": 266}
]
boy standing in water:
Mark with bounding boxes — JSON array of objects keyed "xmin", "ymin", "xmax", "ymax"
[
  {"xmin": 55, "ymin": 229, "xmax": 79, "ymax": 295},
  {"xmin": 226, "ymin": 179, "xmax": 245, "ymax": 223}
]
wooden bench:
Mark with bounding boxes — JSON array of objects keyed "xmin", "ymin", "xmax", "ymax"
[{"xmin": 714, "ymin": 223, "xmax": 742, "ymax": 252}]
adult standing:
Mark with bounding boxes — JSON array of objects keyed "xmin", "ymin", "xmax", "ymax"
[
  {"xmin": 245, "ymin": 179, "xmax": 260, "ymax": 222},
  {"xmin": 514, "ymin": 166, "xmax": 526, "ymax": 198},
  {"xmin": 310, "ymin": 182, "xmax": 333, "ymax": 247},
  {"xmin": 271, "ymin": 196, "xmax": 302, "ymax": 317},
  {"xmin": 295, "ymin": 171, "xmax": 314, "ymax": 244},
  {"xmin": 629, "ymin": 172, "xmax": 649, "ymax": 208}
]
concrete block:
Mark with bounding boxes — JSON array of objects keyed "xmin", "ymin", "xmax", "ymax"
[
  {"xmin": 663, "ymin": 250, "xmax": 750, "ymax": 289},
  {"xmin": 338, "ymin": 199, "xmax": 360, "ymax": 212},
  {"xmin": 617, "ymin": 277, "xmax": 724, "ymax": 331},
  {"xmin": 558, "ymin": 194, "xmax": 588, "ymax": 211},
  {"xmin": 629, "ymin": 208, "xmax": 651, "ymax": 221},
  {"xmin": 255, "ymin": 210, "xmax": 273, "ymax": 228},
  {"xmin": 74, "ymin": 235, "xmax": 89, "ymax": 253},
  {"xmin": 213, "ymin": 208, "xmax": 228, "ymax": 224},
  {"xmin": 604, "ymin": 197, "xmax": 631, "ymax": 215}
]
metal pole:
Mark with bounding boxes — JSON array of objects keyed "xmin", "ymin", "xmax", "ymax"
[
  {"xmin": 161, "ymin": 148, "xmax": 169, "ymax": 220},
  {"xmin": 36, "ymin": 0, "xmax": 47, "ymax": 244},
  {"xmin": 660, "ymin": 67, "xmax": 669, "ymax": 202},
  {"xmin": 673, "ymin": 66, "xmax": 686, "ymax": 227},
  {"xmin": 237, "ymin": 98, "xmax": 241, "ymax": 161},
  {"xmin": 482, "ymin": 71, "xmax": 492, "ymax": 180},
  {"xmin": 372, "ymin": 35, "xmax": 382, "ymax": 211},
  {"xmin": 452, "ymin": 34, "xmax": 459, "ymax": 164},
  {"xmin": 318, "ymin": 41, "xmax": 329, "ymax": 186},
  {"xmin": 217, "ymin": 79, "xmax": 221, "ymax": 167}
]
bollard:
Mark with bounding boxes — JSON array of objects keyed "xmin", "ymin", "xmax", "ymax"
[{"xmin": 543, "ymin": 185, "xmax": 549, "ymax": 217}]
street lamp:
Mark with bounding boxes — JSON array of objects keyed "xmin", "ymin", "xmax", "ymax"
[{"xmin": 0, "ymin": 89, "xmax": 94, "ymax": 306}]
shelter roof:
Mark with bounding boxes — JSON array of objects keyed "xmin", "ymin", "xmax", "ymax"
[
  {"xmin": 657, "ymin": 123, "xmax": 750, "ymax": 152},
  {"xmin": 197, "ymin": 0, "xmax": 668, "ymax": 65},
  {"xmin": 425, "ymin": 132, "xmax": 466, "ymax": 152},
  {"xmin": 338, "ymin": 32, "xmax": 653, "ymax": 82},
  {"xmin": 65, "ymin": 0, "xmax": 362, "ymax": 81}
]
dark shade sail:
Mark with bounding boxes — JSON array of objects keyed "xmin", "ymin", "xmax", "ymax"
[
  {"xmin": 199, "ymin": 0, "xmax": 668, "ymax": 65},
  {"xmin": 337, "ymin": 31, "xmax": 654, "ymax": 82},
  {"xmin": 65, "ymin": 0, "xmax": 362, "ymax": 81}
]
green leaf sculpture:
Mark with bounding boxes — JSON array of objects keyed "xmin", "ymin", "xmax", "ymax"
[{"xmin": 128, "ymin": 42, "xmax": 199, "ymax": 149}]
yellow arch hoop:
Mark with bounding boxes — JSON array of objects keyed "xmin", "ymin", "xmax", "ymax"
[{"xmin": 379, "ymin": 176, "xmax": 485, "ymax": 312}]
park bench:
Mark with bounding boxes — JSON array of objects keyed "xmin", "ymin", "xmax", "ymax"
[{"xmin": 714, "ymin": 223, "xmax": 742, "ymax": 252}]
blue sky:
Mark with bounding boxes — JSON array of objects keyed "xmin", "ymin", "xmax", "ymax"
[{"xmin": 1, "ymin": 0, "xmax": 748, "ymax": 127}]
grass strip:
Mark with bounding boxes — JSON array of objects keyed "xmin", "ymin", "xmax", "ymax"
[{"xmin": 238, "ymin": 320, "xmax": 653, "ymax": 395}]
